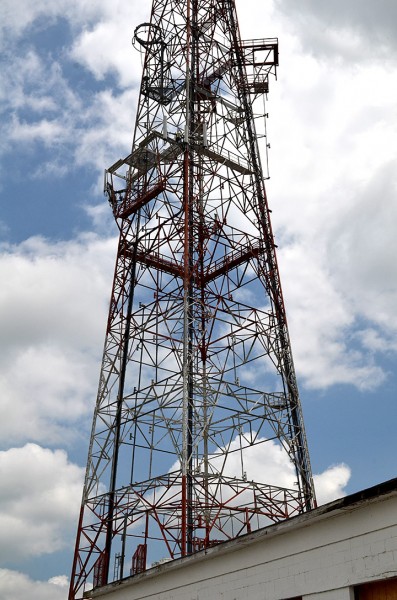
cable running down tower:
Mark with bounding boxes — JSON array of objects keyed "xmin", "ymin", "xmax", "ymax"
[{"xmin": 69, "ymin": 0, "xmax": 316, "ymax": 597}]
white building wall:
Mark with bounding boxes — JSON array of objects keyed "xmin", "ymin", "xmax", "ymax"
[{"xmin": 88, "ymin": 484, "xmax": 397, "ymax": 600}]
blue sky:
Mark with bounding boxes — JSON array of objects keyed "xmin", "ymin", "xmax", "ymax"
[{"xmin": 1, "ymin": 0, "xmax": 397, "ymax": 597}]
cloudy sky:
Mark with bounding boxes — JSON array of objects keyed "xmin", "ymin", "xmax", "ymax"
[{"xmin": 1, "ymin": 0, "xmax": 396, "ymax": 597}]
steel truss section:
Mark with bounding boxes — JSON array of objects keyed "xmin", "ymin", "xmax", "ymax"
[{"xmin": 69, "ymin": 0, "xmax": 316, "ymax": 597}]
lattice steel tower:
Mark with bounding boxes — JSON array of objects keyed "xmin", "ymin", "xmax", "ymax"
[{"xmin": 69, "ymin": 0, "xmax": 316, "ymax": 597}]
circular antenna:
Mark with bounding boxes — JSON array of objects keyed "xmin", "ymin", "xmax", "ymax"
[{"xmin": 132, "ymin": 23, "xmax": 163, "ymax": 51}]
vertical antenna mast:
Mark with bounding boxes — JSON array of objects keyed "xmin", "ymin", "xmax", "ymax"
[{"xmin": 69, "ymin": 0, "xmax": 316, "ymax": 597}]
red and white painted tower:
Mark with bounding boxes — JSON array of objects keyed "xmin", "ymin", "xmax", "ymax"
[{"xmin": 69, "ymin": 0, "xmax": 316, "ymax": 597}]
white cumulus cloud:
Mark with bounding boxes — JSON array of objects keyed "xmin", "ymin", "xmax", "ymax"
[
  {"xmin": 0, "ymin": 444, "xmax": 83, "ymax": 562},
  {"xmin": 0, "ymin": 569, "xmax": 68, "ymax": 600},
  {"xmin": 314, "ymin": 463, "xmax": 352, "ymax": 505},
  {"xmin": 0, "ymin": 233, "xmax": 116, "ymax": 444}
]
